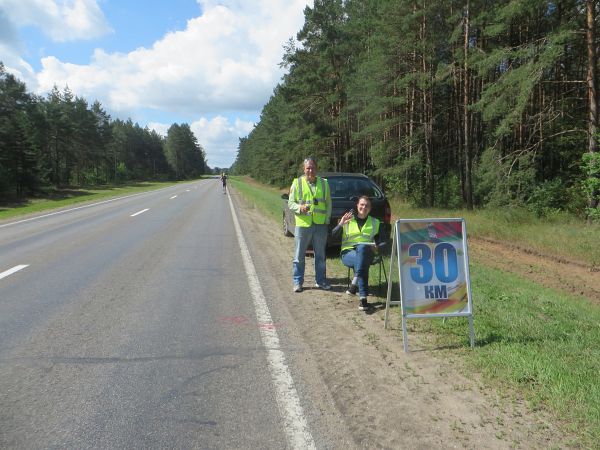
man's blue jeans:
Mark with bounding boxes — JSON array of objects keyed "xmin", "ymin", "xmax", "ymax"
[
  {"xmin": 293, "ymin": 224, "xmax": 328, "ymax": 286},
  {"xmin": 341, "ymin": 244, "xmax": 375, "ymax": 297}
]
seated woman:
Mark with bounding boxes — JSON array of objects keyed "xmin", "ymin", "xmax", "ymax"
[{"xmin": 331, "ymin": 195, "xmax": 380, "ymax": 311}]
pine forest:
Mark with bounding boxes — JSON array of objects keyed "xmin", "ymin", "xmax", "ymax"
[
  {"xmin": 0, "ymin": 64, "xmax": 207, "ymax": 199},
  {"xmin": 233, "ymin": 0, "xmax": 600, "ymax": 220}
]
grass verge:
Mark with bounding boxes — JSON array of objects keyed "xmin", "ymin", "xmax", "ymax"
[
  {"xmin": 231, "ymin": 175, "xmax": 600, "ymax": 447},
  {"xmin": 409, "ymin": 264, "xmax": 600, "ymax": 446},
  {"xmin": 388, "ymin": 201, "xmax": 600, "ymax": 269},
  {"xmin": 0, "ymin": 180, "xmax": 199, "ymax": 221},
  {"xmin": 229, "ymin": 176, "xmax": 284, "ymax": 220}
]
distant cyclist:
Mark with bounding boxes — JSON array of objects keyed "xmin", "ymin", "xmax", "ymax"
[{"xmin": 220, "ymin": 172, "xmax": 227, "ymax": 193}]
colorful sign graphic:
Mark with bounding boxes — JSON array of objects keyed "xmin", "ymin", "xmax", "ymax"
[{"xmin": 398, "ymin": 220, "xmax": 471, "ymax": 316}]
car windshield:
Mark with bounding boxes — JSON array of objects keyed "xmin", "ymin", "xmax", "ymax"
[{"xmin": 326, "ymin": 177, "xmax": 383, "ymax": 199}]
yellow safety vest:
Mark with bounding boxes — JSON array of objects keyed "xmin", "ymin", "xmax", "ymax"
[
  {"xmin": 293, "ymin": 176, "xmax": 329, "ymax": 227},
  {"xmin": 341, "ymin": 216, "xmax": 380, "ymax": 251}
]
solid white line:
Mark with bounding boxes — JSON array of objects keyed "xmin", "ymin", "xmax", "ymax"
[
  {"xmin": 130, "ymin": 208, "xmax": 149, "ymax": 217},
  {"xmin": 227, "ymin": 190, "xmax": 316, "ymax": 450},
  {"xmin": 0, "ymin": 265, "xmax": 29, "ymax": 281},
  {"xmin": 170, "ymin": 195, "xmax": 178, "ymax": 199},
  {"xmin": 0, "ymin": 182, "xmax": 202, "ymax": 229}
]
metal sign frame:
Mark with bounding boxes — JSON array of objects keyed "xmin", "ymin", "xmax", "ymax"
[{"xmin": 384, "ymin": 218, "xmax": 475, "ymax": 352}]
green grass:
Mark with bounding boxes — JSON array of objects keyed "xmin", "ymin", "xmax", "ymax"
[
  {"xmin": 231, "ymin": 175, "xmax": 600, "ymax": 447},
  {"xmin": 388, "ymin": 200, "xmax": 600, "ymax": 268},
  {"xmin": 0, "ymin": 180, "xmax": 199, "ymax": 221},
  {"xmin": 411, "ymin": 265, "xmax": 600, "ymax": 445},
  {"xmin": 229, "ymin": 177, "xmax": 284, "ymax": 220}
]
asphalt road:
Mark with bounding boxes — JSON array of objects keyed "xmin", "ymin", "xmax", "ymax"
[{"xmin": 0, "ymin": 180, "xmax": 335, "ymax": 449}]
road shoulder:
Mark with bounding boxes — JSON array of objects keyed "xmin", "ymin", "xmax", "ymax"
[{"xmin": 231, "ymin": 187, "xmax": 576, "ymax": 449}]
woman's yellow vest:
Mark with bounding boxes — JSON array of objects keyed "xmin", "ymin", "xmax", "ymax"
[
  {"xmin": 341, "ymin": 216, "xmax": 380, "ymax": 251},
  {"xmin": 293, "ymin": 176, "xmax": 329, "ymax": 227}
]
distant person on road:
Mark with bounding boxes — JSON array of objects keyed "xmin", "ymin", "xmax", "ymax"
[
  {"xmin": 288, "ymin": 157, "xmax": 332, "ymax": 293},
  {"xmin": 220, "ymin": 172, "xmax": 227, "ymax": 193},
  {"xmin": 332, "ymin": 195, "xmax": 380, "ymax": 311}
]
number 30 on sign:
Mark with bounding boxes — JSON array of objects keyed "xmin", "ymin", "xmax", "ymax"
[{"xmin": 398, "ymin": 219, "xmax": 472, "ymax": 317}]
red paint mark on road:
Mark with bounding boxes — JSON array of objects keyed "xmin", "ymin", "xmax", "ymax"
[{"xmin": 219, "ymin": 316, "xmax": 251, "ymax": 325}]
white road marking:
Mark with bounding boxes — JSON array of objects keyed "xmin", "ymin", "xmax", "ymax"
[
  {"xmin": 0, "ymin": 265, "xmax": 29, "ymax": 281},
  {"xmin": 0, "ymin": 180, "xmax": 209, "ymax": 228},
  {"xmin": 130, "ymin": 209, "xmax": 149, "ymax": 217},
  {"xmin": 227, "ymin": 192, "xmax": 316, "ymax": 450},
  {"xmin": 170, "ymin": 195, "xmax": 178, "ymax": 199},
  {"xmin": 0, "ymin": 184, "xmax": 200, "ymax": 229},
  {"xmin": 185, "ymin": 189, "xmax": 190, "ymax": 192}
]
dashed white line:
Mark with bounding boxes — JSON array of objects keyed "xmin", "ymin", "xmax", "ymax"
[
  {"xmin": 130, "ymin": 208, "xmax": 149, "ymax": 217},
  {"xmin": 0, "ymin": 184, "xmax": 197, "ymax": 229},
  {"xmin": 170, "ymin": 195, "xmax": 178, "ymax": 199},
  {"xmin": 227, "ymin": 192, "xmax": 316, "ymax": 450},
  {"xmin": 0, "ymin": 265, "xmax": 29, "ymax": 281}
]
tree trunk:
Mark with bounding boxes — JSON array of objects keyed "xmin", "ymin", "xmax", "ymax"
[
  {"xmin": 463, "ymin": 0, "xmax": 473, "ymax": 210},
  {"xmin": 586, "ymin": 0, "xmax": 599, "ymax": 210},
  {"xmin": 420, "ymin": 2, "xmax": 435, "ymax": 207}
]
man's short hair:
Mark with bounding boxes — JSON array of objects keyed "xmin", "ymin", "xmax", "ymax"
[{"xmin": 303, "ymin": 157, "xmax": 317, "ymax": 166}]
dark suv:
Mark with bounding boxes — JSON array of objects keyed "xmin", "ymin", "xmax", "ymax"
[{"xmin": 281, "ymin": 172, "xmax": 392, "ymax": 247}]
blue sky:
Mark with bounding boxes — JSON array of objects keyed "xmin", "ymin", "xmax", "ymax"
[{"xmin": 0, "ymin": 0, "xmax": 311, "ymax": 168}]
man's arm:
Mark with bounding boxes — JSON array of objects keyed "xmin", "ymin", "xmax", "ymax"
[
  {"xmin": 287, "ymin": 179, "xmax": 302, "ymax": 214},
  {"xmin": 325, "ymin": 179, "xmax": 332, "ymax": 224}
]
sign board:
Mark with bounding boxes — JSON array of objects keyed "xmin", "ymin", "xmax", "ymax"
[{"xmin": 384, "ymin": 218, "xmax": 475, "ymax": 351}]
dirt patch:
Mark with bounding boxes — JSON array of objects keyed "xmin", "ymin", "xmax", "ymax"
[
  {"xmin": 469, "ymin": 237, "xmax": 600, "ymax": 303},
  {"xmin": 231, "ymin": 188, "xmax": 582, "ymax": 449}
]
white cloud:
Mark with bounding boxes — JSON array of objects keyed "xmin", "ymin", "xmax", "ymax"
[
  {"xmin": 192, "ymin": 116, "xmax": 255, "ymax": 168},
  {"xmin": 148, "ymin": 115, "xmax": 254, "ymax": 168},
  {"xmin": 0, "ymin": 0, "xmax": 111, "ymax": 84},
  {"xmin": 147, "ymin": 122, "xmax": 170, "ymax": 137},
  {"xmin": 32, "ymin": 0, "xmax": 310, "ymax": 115},
  {"xmin": 3, "ymin": 0, "xmax": 311, "ymax": 168},
  {"xmin": 0, "ymin": 6, "xmax": 33, "ymax": 83},
  {"xmin": 0, "ymin": 0, "xmax": 112, "ymax": 42}
]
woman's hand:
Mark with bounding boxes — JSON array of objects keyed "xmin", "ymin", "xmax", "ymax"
[{"xmin": 338, "ymin": 211, "xmax": 353, "ymax": 226}]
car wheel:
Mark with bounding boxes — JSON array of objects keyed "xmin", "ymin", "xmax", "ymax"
[{"xmin": 283, "ymin": 214, "xmax": 293, "ymax": 237}]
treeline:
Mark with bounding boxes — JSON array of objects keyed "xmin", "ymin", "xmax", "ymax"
[
  {"xmin": 233, "ymin": 0, "xmax": 600, "ymax": 219},
  {"xmin": 0, "ymin": 63, "xmax": 207, "ymax": 199}
]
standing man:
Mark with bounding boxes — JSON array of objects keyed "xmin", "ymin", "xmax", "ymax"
[
  {"xmin": 220, "ymin": 172, "xmax": 227, "ymax": 193},
  {"xmin": 288, "ymin": 157, "xmax": 332, "ymax": 293}
]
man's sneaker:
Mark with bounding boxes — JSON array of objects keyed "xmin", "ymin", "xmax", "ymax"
[
  {"xmin": 314, "ymin": 282, "xmax": 332, "ymax": 290},
  {"xmin": 358, "ymin": 297, "xmax": 369, "ymax": 311},
  {"xmin": 293, "ymin": 284, "xmax": 303, "ymax": 293},
  {"xmin": 346, "ymin": 284, "xmax": 358, "ymax": 295}
]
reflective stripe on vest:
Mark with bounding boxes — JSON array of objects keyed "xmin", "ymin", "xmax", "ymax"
[
  {"xmin": 341, "ymin": 216, "xmax": 380, "ymax": 251},
  {"xmin": 294, "ymin": 176, "xmax": 328, "ymax": 227}
]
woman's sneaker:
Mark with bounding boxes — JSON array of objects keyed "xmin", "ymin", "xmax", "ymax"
[
  {"xmin": 346, "ymin": 284, "xmax": 358, "ymax": 295},
  {"xmin": 293, "ymin": 284, "xmax": 303, "ymax": 293},
  {"xmin": 358, "ymin": 298, "xmax": 369, "ymax": 311}
]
